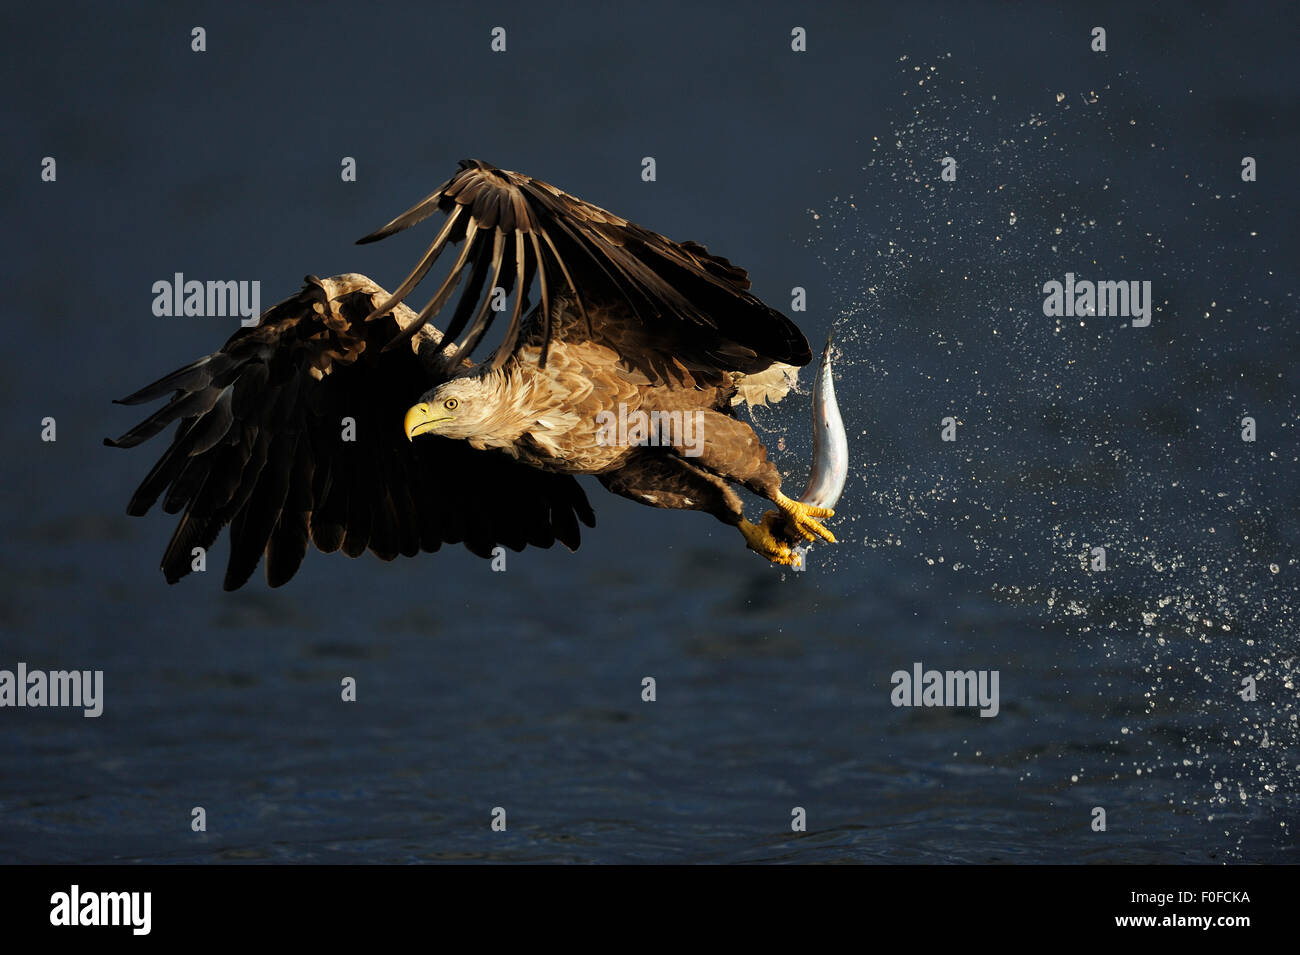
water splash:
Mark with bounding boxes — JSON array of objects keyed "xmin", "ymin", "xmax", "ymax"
[{"xmin": 806, "ymin": 55, "xmax": 1298, "ymax": 857}]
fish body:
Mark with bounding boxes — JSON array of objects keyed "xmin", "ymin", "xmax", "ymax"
[{"xmin": 793, "ymin": 337, "xmax": 847, "ymax": 568}]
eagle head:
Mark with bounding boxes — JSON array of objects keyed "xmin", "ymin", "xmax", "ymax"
[{"xmin": 404, "ymin": 378, "xmax": 504, "ymax": 443}]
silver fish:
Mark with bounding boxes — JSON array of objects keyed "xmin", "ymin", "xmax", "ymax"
[{"xmin": 793, "ymin": 337, "xmax": 847, "ymax": 568}]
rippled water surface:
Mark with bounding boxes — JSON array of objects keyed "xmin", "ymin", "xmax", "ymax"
[{"xmin": 1, "ymin": 1, "xmax": 1296, "ymax": 862}]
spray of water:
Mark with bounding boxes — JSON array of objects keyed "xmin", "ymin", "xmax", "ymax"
[{"xmin": 799, "ymin": 55, "xmax": 1297, "ymax": 856}]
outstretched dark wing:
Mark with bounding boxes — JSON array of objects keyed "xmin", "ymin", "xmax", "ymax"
[
  {"xmin": 357, "ymin": 159, "xmax": 811, "ymax": 382},
  {"xmin": 106, "ymin": 274, "xmax": 594, "ymax": 590}
]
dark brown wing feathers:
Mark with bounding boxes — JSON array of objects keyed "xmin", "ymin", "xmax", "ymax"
[
  {"xmin": 106, "ymin": 276, "xmax": 594, "ymax": 589},
  {"xmin": 358, "ymin": 159, "xmax": 810, "ymax": 379}
]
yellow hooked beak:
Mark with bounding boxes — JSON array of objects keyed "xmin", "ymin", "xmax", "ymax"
[{"xmin": 404, "ymin": 402, "xmax": 448, "ymax": 441}]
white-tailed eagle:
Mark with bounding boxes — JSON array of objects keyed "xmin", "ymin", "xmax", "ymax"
[{"xmin": 108, "ymin": 160, "xmax": 840, "ymax": 589}]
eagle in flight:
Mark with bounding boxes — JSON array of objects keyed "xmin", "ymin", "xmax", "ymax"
[{"xmin": 108, "ymin": 159, "xmax": 839, "ymax": 589}]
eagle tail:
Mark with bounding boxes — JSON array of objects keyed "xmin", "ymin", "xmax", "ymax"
[{"xmin": 729, "ymin": 362, "xmax": 800, "ymax": 410}]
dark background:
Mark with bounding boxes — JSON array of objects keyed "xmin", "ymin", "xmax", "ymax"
[{"xmin": 1, "ymin": 0, "xmax": 1296, "ymax": 862}]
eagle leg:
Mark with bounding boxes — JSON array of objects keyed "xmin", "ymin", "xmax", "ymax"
[
  {"xmin": 672, "ymin": 411, "xmax": 836, "ymax": 551},
  {"xmin": 600, "ymin": 451, "xmax": 801, "ymax": 565}
]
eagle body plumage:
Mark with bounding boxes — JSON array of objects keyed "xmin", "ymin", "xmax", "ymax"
[{"xmin": 109, "ymin": 160, "xmax": 836, "ymax": 588}]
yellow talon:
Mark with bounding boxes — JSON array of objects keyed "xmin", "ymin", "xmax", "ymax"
[
  {"xmin": 772, "ymin": 492, "xmax": 836, "ymax": 543},
  {"xmin": 738, "ymin": 517, "xmax": 795, "ymax": 565}
]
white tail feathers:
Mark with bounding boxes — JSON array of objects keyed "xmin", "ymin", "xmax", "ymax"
[{"xmin": 730, "ymin": 362, "xmax": 800, "ymax": 410}]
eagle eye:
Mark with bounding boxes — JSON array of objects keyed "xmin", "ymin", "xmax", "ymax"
[{"xmin": 444, "ymin": 397, "xmax": 459, "ymax": 411}]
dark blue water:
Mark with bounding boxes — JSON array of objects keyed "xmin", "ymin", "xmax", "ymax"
[{"xmin": 1, "ymin": 0, "xmax": 1296, "ymax": 862}]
